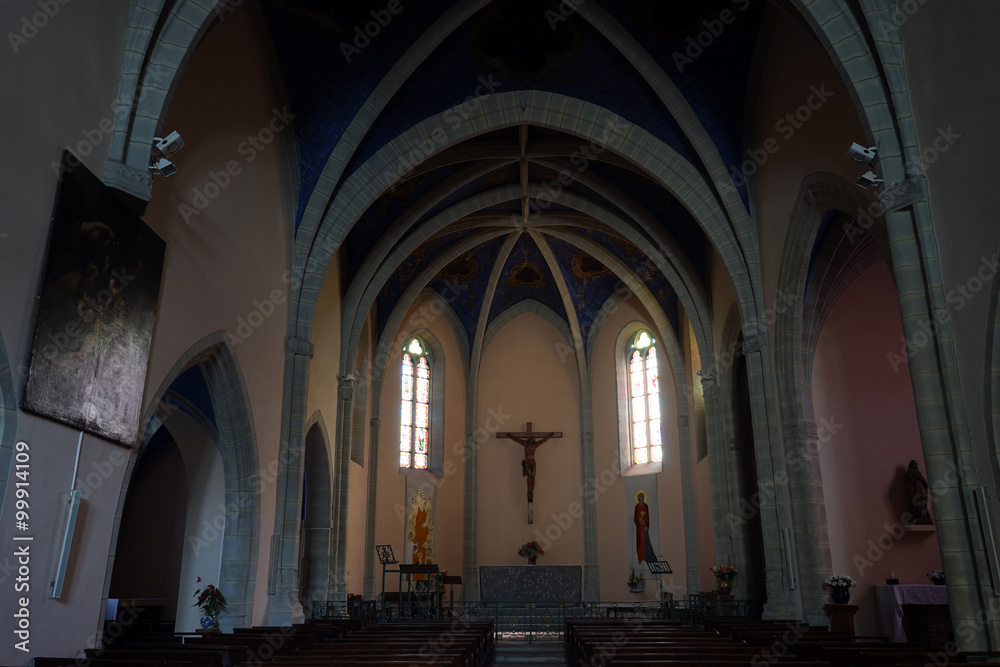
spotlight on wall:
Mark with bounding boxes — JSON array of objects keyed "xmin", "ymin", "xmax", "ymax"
[
  {"xmin": 149, "ymin": 156, "xmax": 177, "ymax": 177},
  {"xmin": 845, "ymin": 142, "xmax": 877, "ymax": 163},
  {"xmin": 153, "ymin": 131, "xmax": 185, "ymax": 157},
  {"xmin": 855, "ymin": 170, "xmax": 884, "ymax": 189}
]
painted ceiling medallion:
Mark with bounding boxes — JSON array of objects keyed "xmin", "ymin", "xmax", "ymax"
[
  {"xmin": 440, "ymin": 254, "xmax": 480, "ymax": 283},
  {"xmin": 570, "ymin": 253, "xmax": 609, "ymax": 280},
  {"xmin": 507, "ymin": 260, "xmax": 548, "ymax": 288}
]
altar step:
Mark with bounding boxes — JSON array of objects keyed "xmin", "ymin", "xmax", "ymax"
[{"xmin": 492, "ymin": 639, "xmax": 567, "ymax": 664}]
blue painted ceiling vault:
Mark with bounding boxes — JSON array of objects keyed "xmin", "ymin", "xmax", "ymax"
[{"xmin": 260, "ymin": 0, "xmax": 779, "ymax": 355}]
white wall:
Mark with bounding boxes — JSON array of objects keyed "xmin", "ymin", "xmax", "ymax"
[
  {"xmin": 902, "ymin": 2, "xmax": 1000, "ymax": 506},
  {"xmin": 0, "ymin": 3, "xmax": 294, "ymax": 661},
  {"xmin": 168, "ymin": 412, "xmax": 226, "ymax": 633},
  {"xmin": 0, "ymin": 2, "xmax": 132, "ymax": 662}
]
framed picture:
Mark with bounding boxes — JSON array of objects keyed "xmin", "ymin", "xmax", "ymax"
[{"xmin": 21, "ymin": 151, "xmax": 165, "ymax": 446}]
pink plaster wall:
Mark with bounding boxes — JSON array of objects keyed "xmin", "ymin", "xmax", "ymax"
[{"xmin": 813, "ymin": 261, "xmax": 942, "ymax": 636}]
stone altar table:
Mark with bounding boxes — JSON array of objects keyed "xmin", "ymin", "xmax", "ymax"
[{"xmin": 480, "ymin": 565, "xmax": 582, "ymax": 602}]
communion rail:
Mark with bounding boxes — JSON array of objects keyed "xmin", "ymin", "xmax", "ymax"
[{"xmin": 311, "ymin": 598, "xmax": 764, "ymax": 642}]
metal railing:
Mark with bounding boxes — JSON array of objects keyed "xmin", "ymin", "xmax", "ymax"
[{"xmin": 312, "ymin": 598, "xmax": 764, "ymax": 642}]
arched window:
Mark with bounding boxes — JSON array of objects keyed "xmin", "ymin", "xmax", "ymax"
[
  {"xmin": 628, "ymin": 330, "xmax": 662, "ymax": 464},
  {"xmin": 400, "ymin": 337, "xmax": 431, "ymax": 470}
]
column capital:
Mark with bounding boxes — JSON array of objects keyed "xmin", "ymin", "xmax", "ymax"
[
  {"xmin": 287, "ymin": 336, "xmax": 314, "ymax": 358},
  {"xmin": 338, "ymin": 373, "xmax": 358, "ymax": 400},
  {"xmin": 742, "ymin": 335, "xmax": 762, "ymax": 355},
  {"xmin": 879, "ymin": 175, "xmax": 926, "ymax": 214},
  {"xmin": 104, "ymin": 158, "xmax": 152, "ymax": 203}
]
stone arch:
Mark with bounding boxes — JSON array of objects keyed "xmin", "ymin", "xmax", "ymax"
[
  {"xmin": 105, "ymin": 0, "xmax": 293, "ymax": 205},
  {"xmin": 300, "ymin": 411, "xmax": 333, "ymax": 616},
  {"xmin": 774, "ymin": 171, "xmax": 893, "ymax": 623},
  {"xmin": 792, "ymin": 5, "xmax": 995, "ymax": 645},
  {"xmin": 300, "ymin": 92, "xmax": 755, "ymax": 354},
  {"xmin": 105, "ymin": 331, "xmax": 260, "ymax": 633}
]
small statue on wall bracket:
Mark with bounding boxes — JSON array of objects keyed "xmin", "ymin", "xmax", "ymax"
[{"xmin": 906, "ymin": 460, "xmax": 933, "ymax": 525}]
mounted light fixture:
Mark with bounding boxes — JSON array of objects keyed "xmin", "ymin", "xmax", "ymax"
[
  {"xmin": 149, "ymin": 156, "xmax": 177, "ymax": 177},
  {"xmin": 856, "ymin": 170, "xmax": 884, "ymax": 189},
  {"xmin": 845, "ymin": 142, "xmax": 877, "ymax": 163},
  {"xmin": 154, "ymin": 131, "xmax": 185, "ymax": 156},
  {"xmin": 149, "ymin": 131, "xmax": 184, "ymax": 177}
]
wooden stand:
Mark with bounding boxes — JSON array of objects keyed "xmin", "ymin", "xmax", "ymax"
[
  {"xmin": 195, "ymin": 627, "xmax": 221, "ymax": 634},
  {"xmin": 823, "ymin": 604, "xmax": 859, "ymax": 636}
]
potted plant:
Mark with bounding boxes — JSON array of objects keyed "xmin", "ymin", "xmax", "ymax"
[
  {"xmin": 823, "ymin": 574, "xmax": 857, "ymax": 604},
  {"xmin": 192, "ymin": 577, "xmax": 226, "ymax": 629},
  {"xmin": 927, "ymin": 569, "xmax": 945, "ymax": 585},
  {"xmin": 710, "ymin": 565, "xmax": 738, "ymax": 595},
  {"xmin": 628, "ymin": 569, "xmax": 645, "ymax": 593},
  {"xmin": 517, "ymin": 541, "xmax": 544, "ymax": 565}
]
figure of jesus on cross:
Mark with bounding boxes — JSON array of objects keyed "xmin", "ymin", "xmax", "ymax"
[{"xmin": 496, "ymin": 422, "xmax": 562, "ymax": 523}]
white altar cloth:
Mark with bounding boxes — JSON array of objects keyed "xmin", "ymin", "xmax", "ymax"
[{"xmin": 874, "ymin": 584, "xmax": 947, "ymax": 642}]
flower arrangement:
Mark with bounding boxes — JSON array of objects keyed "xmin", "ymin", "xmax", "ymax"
[
  {"xmin": 517, "ymin": 541, "xmax": 544, "ymax": 560},
  {"xmin": 192, "ymin": 577, "xmax": 227, "ymax": 617},
  {"xmin": 823, "ymin": 574, "xmax": 857, "ymax": 589},
  {"xmin": 927, "ymin": 569, "xmax": 945, "ymax": 584},
  {"xmin": 710, "ymin": 565, "xmax": 738, "ymax": 582},
  {"xmin": 628, "ymin": 569, "xmax": 644, "ymax": 587}
]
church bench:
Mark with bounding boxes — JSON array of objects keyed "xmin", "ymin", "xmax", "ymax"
[
  {"xmin": 268, "ymin": 660, "xmax": 458, "ymax": 667},
  {"xmin": 304, "ymin": 640, "xmax": 475, "ymax": 663},
  {"xmin": 184, "ymin": 629, "xmax": 309, "ymax": 656},
  {"xmin": 583, "ymin": 648, "xmax": 778, "ymax": 662},
  {"xmin": 81, "ymin": 646, "xmax": 234, "ymax": 666},
  {"xmin": 800, "ymin": 646, "xmax": 943, "ymax": 666},
  {"xmin": 34, "ymin": 659, "xmax": 186, "ymax": 667},
  {"xmin": 233, "ymin": 624, "xmax": 324, "ymax": 646},
  {"xmin": 602, "ymin": 660, "xmax": 832, "ymax": 667}
]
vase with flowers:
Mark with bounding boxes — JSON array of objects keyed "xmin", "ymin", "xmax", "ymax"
[
  {"xmin": 824, "ymin": 574, "xmax": 856, "ymax": 604},
  {"xmin": 517, "ymin": 541, "xmax": 544, "ymax": 565},
  {"xmin": 711, "ymin": 565, "xmax": 738, "ymax": 595},
  {"xmin": 627, "ymin": 569, "xmax": 645, "ymax": 593},
  {"xmin": 927, "ymin": 569, "xmax": 945, "ymax": 585},
  {"xmin": 192, "ymin": 577, "xmax": 226, "ymax": 629}
]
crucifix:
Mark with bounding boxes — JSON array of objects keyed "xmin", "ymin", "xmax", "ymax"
[{"xmin": 496, "ymin": 422, "xmax": 562, "ymax": 523}]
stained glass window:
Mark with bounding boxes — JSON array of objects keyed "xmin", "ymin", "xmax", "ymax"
[
  {"xmin": 629, "ymin": 330, "xmax": 662, "ymax": 464},
  {"xmin": 400, "ymin": 338, "xmax": 430, "ymax": 470}
]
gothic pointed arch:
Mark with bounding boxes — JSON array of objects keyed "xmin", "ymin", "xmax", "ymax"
[{"xmin": 106, "ymin": 331, "xmax": 260, "ymax": 633}]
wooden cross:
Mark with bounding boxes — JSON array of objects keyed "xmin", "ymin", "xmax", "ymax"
[{"xmin": 496, "ymin": 422, "xmax": 562, "ymax": 524}]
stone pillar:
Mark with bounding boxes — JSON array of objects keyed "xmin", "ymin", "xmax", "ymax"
[
  {"xmin": 740, "ymin": 334, "xmax": 798, "ymax": 619},
  {"xmin": 268, "ymin": 337, "xmax": 313, "ymax": 624},
  {"xmin": 332, "ymin": 372, "xmax": 357, "ymax": 599},
  {"xmin": 363, "ymin": 415, "xmax": 382, "ymax": 599}
]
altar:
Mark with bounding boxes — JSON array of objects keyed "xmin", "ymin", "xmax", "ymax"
[
  {"xmin": 480, "ymin": 565, "xmax": 582, "ymax": 602},
  {"xmin": 874, "ymin": 584, "xmax": 950, "ymax": 642}
]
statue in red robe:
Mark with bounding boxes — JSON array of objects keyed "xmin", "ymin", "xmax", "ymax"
[{"xmin": 634, "ymin": 492, "xmax": 651, "ymax": 562}]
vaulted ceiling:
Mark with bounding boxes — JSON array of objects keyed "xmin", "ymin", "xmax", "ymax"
[{"xmin": 260, "ymin": 0, "xmax": 777, "ymax": 353}]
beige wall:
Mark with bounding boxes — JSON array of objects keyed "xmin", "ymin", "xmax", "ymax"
[
  {"xmin": 479, "ymin": 313, "xmax": 582, "ymax": 568},
  {"xmin": 753, "ymin": 12, "xmax": 870, "ymax": 322},
  {"xmin": 372, "ymin": 296, "xmax": 466, "ymax": 593},
  {"xmin": 591, "ymin": 298, "xmax": 687, "ymax": 600},
  {"xmin": 140, "ymin": 7, "xmax": 293, "ymax": 628}
]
